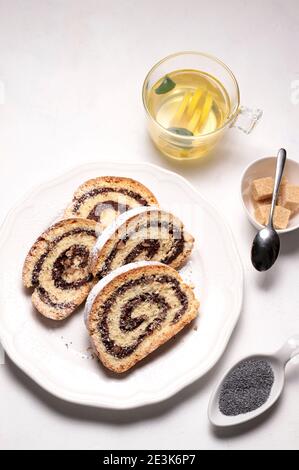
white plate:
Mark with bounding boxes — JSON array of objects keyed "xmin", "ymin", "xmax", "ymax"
[{"xmin": 0, "ymin": 161, "xmax": 243, "ymax": 409}]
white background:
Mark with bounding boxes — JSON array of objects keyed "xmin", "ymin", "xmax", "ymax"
[{"xmin": 0, "ymin": 0, "xmax": 299, "ymax": 450}]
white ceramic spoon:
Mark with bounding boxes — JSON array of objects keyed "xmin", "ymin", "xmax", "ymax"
[{"xmin": 208, "ymin": 335, "xmax": 299, "ymax": 427}]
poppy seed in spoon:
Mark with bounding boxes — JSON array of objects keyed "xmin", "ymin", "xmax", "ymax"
[{"xmin": 219, "ymin": 358, "xmax": 274, "ymax": 416}]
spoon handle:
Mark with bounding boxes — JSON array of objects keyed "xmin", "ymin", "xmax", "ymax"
[
  {"xmin": 276, "ymin": 335, "xmax": 299, "ymax": 365},
  {"xmin": 268, "ymin": 148, "xmax": 287, "ymax": 227}
]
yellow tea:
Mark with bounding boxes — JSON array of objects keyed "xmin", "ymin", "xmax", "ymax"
[{"xmin": 146, "ymin": 69, "xmax": 231, "ymax": 158}]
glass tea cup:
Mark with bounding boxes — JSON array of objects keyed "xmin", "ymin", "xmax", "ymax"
[{"xmin": 142, "ymin": 51, "xmax": 262, "ymax": 160}]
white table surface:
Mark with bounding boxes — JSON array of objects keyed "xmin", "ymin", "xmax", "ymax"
[{"xmin": 0, "ymin": 0, "xmax": 299, "ymax": 450}]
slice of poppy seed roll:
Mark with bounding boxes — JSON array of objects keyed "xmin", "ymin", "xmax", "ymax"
[
  {"xmin": 89, "ymin": 207, "xmax": 194, "ymax": 279},
  {"xmin": 85, "ymin": 261, "xmax": 199, "ymax": 373},
  {"xmin": 64, "ymin": 176, "xmax": 158, "ymax": 231},
  {"xmin": 22, "ymin": 218, "xmax": 99, "ymax": 320}
]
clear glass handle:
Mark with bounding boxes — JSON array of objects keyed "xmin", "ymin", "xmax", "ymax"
[{"xmin": 230, "ymin": 106, "xmax": 263, "ymax": 134}]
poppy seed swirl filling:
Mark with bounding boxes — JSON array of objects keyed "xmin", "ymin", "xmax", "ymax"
[
  {"xmin": 64, "ymin": 177, "xmax": 159, "ymax": 229},
  {"xmin": 86, "ymin": 262, "xmax": 199, "ymax": 372},
  {"xmin": 92, "ymin": 213, "xmax": 191, "ymax": 280},
  {"xmin": 97, "ymin": 274, "xmax": 188, "ymax": 359},
  {"xmin": 71, "ymin": 188, "xmax": 150, "ymax": 224},
  {"xmin": 87, "ymin": 201, "xmax": 129, "ymax": 222},
  {"xmin": 72, "ymin": 188, "xmax": 149, "ymax": 212},
  {"xmin": 52, "ymin": 244, "xmax": 92, "ymax": 289},
  {"xmin": 30, "ymin": 227, "xmax": 97, "ymax": 310}
]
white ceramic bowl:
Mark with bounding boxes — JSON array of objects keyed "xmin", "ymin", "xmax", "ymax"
[{"xmin": 241, "ymin": 156, "xmax": 299, "ymax": 234}]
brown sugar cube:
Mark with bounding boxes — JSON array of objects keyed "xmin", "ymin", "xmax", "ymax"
[
  {"xmin": 254, "ymin": 206, "xmax": 265, "ymax": 225},
  {"xmin": 277, "ymin": 190, "xmax": 285, "ymax": 206},
  {"xmin": 251, "ymin": 176, "xmax": 288, "ymax": 202},
  {"xmin": 253, "ymin": 192, "xmax": 284, "ymax": 210},
  {"xmin": 255, "ymin": 203, "xmax": 276, "ymax": 225},
  {"xmin": 254, "ymin": 204, "xmax": 272, "ymax": 225},
  {"xmin": 251, "ymin": 176, "xmax": 288, "ymax": 205},
  {"xmin": 251, "ymin": 177, "xmax": 274, "ymax": 201},
  {"xmin": 277, "ymin": 177, "xmax": 288, "ymax": 205},
  {"xmin": 273, "ymin": 206, "xmax": 291, "ymax": 229},
  {"xmin": 282, "ymin": 185, "xmax": 299, "ymax": 213},
  {"xmin": 253, "ymin": 197, "xmax": 272, "ymax": 210},
  {"xmin": 254, "ymin": 204, "xmax": 291, "ymax": 230},
  {"xmin": 279, "ymin": 176, "xmax": 288, "ymax": 186}
]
